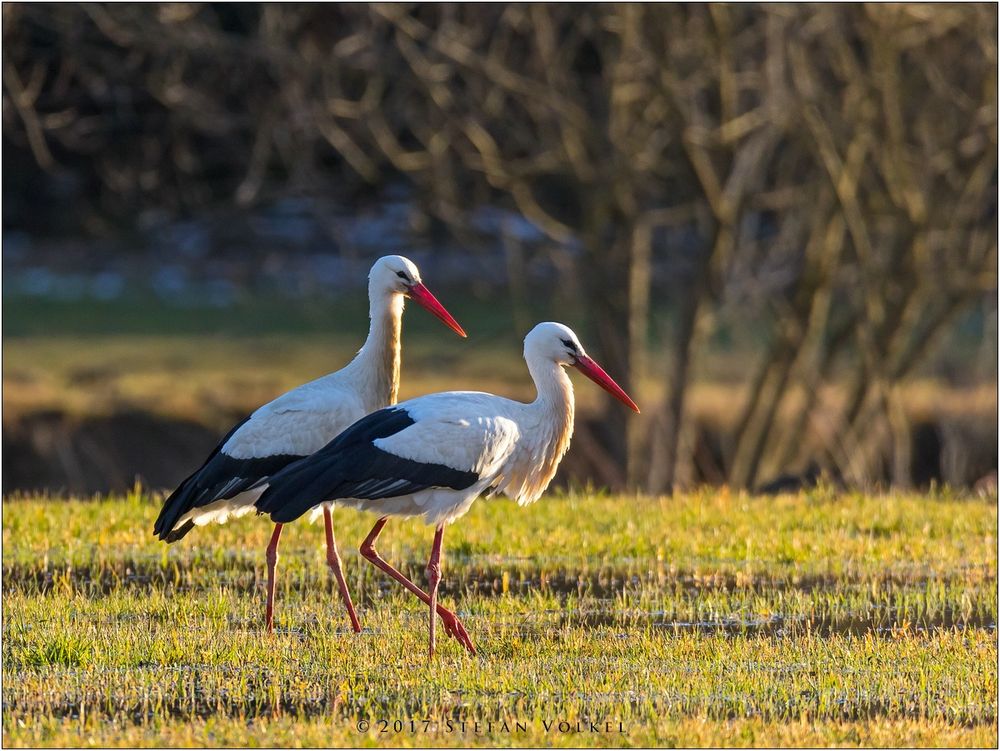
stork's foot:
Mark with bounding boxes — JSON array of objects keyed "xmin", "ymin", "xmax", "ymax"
[{"xmin": 436, "ymin": 605, "xmax": 476, "ymax": 655}]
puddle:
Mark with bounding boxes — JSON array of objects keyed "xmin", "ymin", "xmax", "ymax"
[
  {"xmin": 5, "ymin": 558, "xmax": 996, "ymax": 645},
  {"xmin": 4, "ymin": 557, "xmax": 992, "ymax": 599},
  {"xmin": 14, "ymin": 604, "xmax": 989, "ymax": 643},
  {"xmin": 4, "ymin": 677, "xmax": 995, "ymax": 727},
  {"xmin": 561, "ymin": 607, "xmax": 997, "ymax": 637},
  {"xmin": 393, "ymin": 605, "xmax": 996, "ymax": 639}
]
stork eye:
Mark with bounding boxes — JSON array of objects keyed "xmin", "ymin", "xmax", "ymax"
[
  {"xmin": 395, "ymin": 271, "xmax": 409, "ymax": 280},
  {"xmin": 560, "ymin": 338, "xmax": 577, "ymax": 351}
]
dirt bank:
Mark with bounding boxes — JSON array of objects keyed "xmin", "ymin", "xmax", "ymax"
[{"xmin": 3, "ymin": 407, "xmax": 995, "ymax": 496}]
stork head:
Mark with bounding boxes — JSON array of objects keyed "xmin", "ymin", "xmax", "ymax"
[
  {"xmin": 369, "ymin": 255, "xmax": 466, "ymax": 337},
  {"xmin": 524, "ymin": 322, "xmax": 640, "ymax": 412}
]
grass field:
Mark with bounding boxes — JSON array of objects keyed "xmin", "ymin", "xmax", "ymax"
[{"xmin": 2, "ymin": 489, "xmax": 996, "ymax": 747}]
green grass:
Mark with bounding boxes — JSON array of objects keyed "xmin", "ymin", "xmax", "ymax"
[
  {"xmin": 0, "ymin": 294, "xmax": 531, "ymax": 426},
  {"xmin": 2, "ymin": 490, "xmax": 996, "ymax": 747}
]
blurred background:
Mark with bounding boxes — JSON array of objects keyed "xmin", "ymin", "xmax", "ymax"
[{"xmin": 2, "ymin": 3, "xmax": 997, "ymax": 498}]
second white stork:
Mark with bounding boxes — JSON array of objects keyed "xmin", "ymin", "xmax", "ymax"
[
  {"xmin": 152, "ymin": 255, "xmax": 466, "ymax": 633},
  {"xmin": 254, "ymin": 322, "xmax": 639, "ymax": 656}
]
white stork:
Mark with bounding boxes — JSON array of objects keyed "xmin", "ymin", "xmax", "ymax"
[
  {"xmin": 254, "ymin": 322, "xmax": 639, "ymax": 656},
  {"xmin": 153, "ymin": 255, "xmax": 466, "ymax": 633}
]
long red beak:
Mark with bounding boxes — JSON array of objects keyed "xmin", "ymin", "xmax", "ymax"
[
  {"xmin": 574, "ymin": 355, "xmax": 641, "ymax": 413},
  {"xmin": 406, "ymin": 282, "xmax": 467, "ymax": 337}
]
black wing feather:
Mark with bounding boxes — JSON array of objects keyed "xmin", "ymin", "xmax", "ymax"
[
  {"xmin": 255, "ymin": 407, "xmax": 480, "ymax": 524},
  {"xmin": 153, "ymin": 415, "xmax": 302, "ymax": 542}
]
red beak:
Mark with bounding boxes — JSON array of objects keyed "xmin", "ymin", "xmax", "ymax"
[
  {"xmin": 573, "ymin": 355, "xmax": 640, "ymax": 413},
  {"xmin": 406, "ymin": 282, "xmax": 467, "ymax": 338}
]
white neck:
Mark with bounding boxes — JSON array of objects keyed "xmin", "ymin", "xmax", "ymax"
[
  {"xmin": 527, "ymin": 355, "xmax": 575, "ymax": 416},
  {"xmin": 511, "ymin": 355, "xmax": 576, "ymax": 502},
  {"xmin": 343, "ymin": 286, "xmax": 404, "ymax": 410}
]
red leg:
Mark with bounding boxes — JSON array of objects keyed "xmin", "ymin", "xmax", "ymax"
[
  {"xmin": 265, "ymin": 523, "xmax": 282, "ymax": 632},
  {"xmin": 426, "ymin": 525, "xmax": 445, "ymax": 658},
  {"xmin": 359, "ymin": 517, "xmax": 476, "ymax": 655},
  {"xmin": 324, "ymin": 506, "xmax": 361, "ymax": 633}
]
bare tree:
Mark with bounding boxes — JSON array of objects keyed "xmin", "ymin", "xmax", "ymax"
[{"xmin": 4, "ymin": 3, "xmax": 996, "ymax": 491}]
